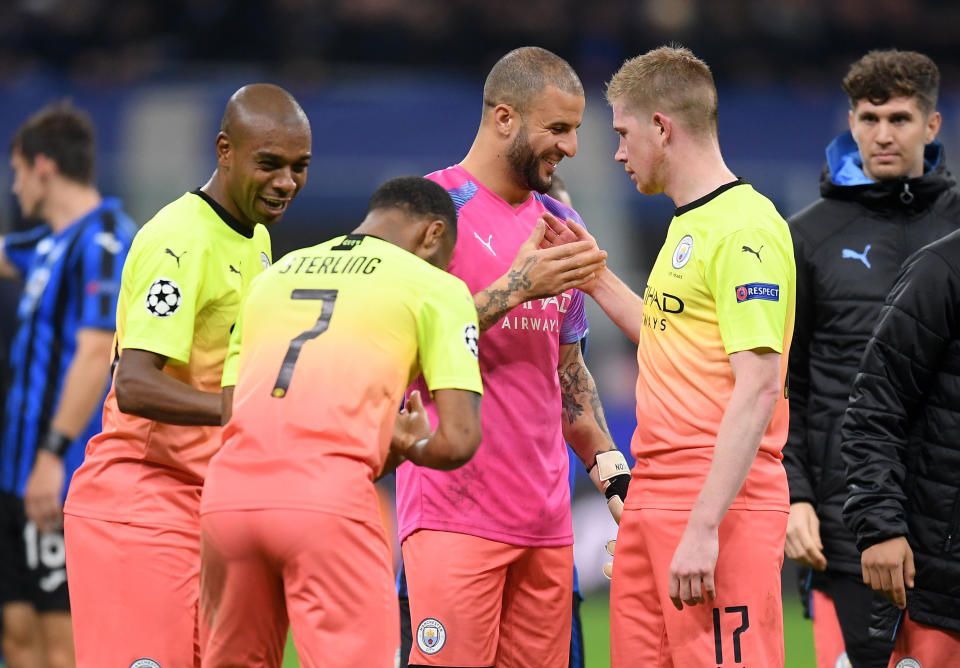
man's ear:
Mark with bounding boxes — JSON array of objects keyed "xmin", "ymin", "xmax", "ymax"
[
  {"xmin": 925, "ymin": 110, "xmax": 942, "ymax": 144},
  {"xmin": 215, "ymin": 132, "xmax": 232, "ymax": 167},
  {"xmin": 490, "ymin": 103, "xmax": 519, "ymax": 139},
  {"xmin": 652, "ymin": 112, "xmax": 672, "ymax": 145},
  {"xmin": 419, "ymin": 219, "xmax": 447, "ymax": 253},
  {"xmin": 32, "ymin": 153, "xmax": 58, "ymax": 181}
]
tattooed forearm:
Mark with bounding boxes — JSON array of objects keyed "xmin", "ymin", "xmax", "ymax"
[
  {"xmin": 558, "ymin": 348, "xmax": 613, "ymax": 441},
  {"xmin": 474, "ymin": 256, "xmax": 537, "ymax": 333}
]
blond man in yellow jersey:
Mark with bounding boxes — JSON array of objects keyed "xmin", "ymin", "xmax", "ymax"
[{"xmin": 543, "ymin": 46, "xmax": 796, "ymax": 667}]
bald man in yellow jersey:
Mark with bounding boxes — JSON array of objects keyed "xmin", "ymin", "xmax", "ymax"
[
  {"xmin": 198, "ymin": 176, "xmax": 483, "ymax": 668},
  {"xmin": 63, "ymin": 84, "xmax": 312, "ymax": 668},
  {"xmin": 544, "ymin": 46, "xmax": 795, "ymax": 667}
]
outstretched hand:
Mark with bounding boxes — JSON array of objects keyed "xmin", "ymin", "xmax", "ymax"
[
  {"xmin": 505, "ymin": 219, "xmax": 606, "ymax": 301},
  {"xmin": 536, "ymin": 213, "xmax": 604, "ymax": 293}
]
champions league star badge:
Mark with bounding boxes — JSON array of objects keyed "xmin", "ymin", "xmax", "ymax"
[
  {"xmin": 672, "ymin": 235, "xmax": 694, "ymax": 269},
  {"xmin": 260, "ymin": 251, "xmax": 271, "ymax": 269},
  {"xmin": 145, "ymin": 278, "xmax": 182, "ymax": 317},
  {"xmin": 416, "ymin": 618, "xmax": 447, "ymax": 655}
]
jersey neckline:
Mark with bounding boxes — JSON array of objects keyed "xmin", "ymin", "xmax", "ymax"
[
  {"xmin": 191, "ymin": 189, "xmax": 255, "ymax": 239},
  {"xmin": 673, "ymin": 178, "xmax": 749, "ymax": 218}
]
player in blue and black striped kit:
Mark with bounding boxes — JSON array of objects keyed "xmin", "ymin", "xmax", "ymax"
[{"xmin": 0, "ymin": 102, "xmax": 135, "ymax": 668}]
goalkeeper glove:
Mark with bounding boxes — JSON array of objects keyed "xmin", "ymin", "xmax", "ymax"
[{"xmin": 588, "ymin": 449, "xmax": 630, "ymax": 524}]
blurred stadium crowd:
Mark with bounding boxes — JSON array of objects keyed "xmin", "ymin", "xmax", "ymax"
[{"xmin": 2, "ymin": 0, "xmax": 960, "ymax": 85}]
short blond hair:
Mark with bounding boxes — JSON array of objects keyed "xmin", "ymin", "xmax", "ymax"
[{"xmin": 606, "ymin": 46, "xmax": 718, "ymax": 137}]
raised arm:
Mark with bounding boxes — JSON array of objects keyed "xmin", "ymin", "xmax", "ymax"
[
  {"xmin": 474, "ymin": 221, "xmax": 606, "ymax": 333},
  {"xmin": 539, "ymin": 213, "xmax": 644, "ymax": 343}
]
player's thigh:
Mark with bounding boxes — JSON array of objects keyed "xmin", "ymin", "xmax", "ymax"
[
  {"xmin": 496, "ymin": 544, "xmax": 573, "ymax": 668},
  {"xmin": 888, "ymin": 612, "xmax": 960, "ymax": 668},
  {"xmin": 403, "ymin": 530, "xmax": 517, "ymax": 667},
  {"xmin": 661, "ymin": 509, "xmax": 787, "ymax": 668},
  {"xmin": 64, "ymin": 514, "xmax": 201, "ymax": 668},
  {"xmin": 811, "ymin": 589, "xmax": 850, "ymax": 668},
  {"xmin": 610, "ymin": 507, "xmax": 673, "ymax": 668},
  {"xmin": 199, "ymin": 511, "xmax": 287, "ymax": 668},
  {"xmin": 281, "ymin": 511, "xmax": 397, "ymax": 668}
]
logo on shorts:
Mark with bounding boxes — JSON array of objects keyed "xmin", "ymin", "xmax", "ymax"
[
  {"xmin": 416, "ymin": 618, "xmax": 447, "ymax": 655},
  {"xmin": 672, "ymin": 235, "xmax": 694, "ymax": 269},
  {"xmin": 463, "ymin": 323, "xmax": 479, "ymax": 359},
  {"xmin": 129, "ymin": 659, "xmax": 161, "ymax": 668},
  {"xmin": 895, "ymin": 659, "xmax": 922, "ymax": 668},
  {"xmin": 835, "ymin": 652, "xmax": 852, "ymax": 668},
  {"xmin": 145, "ymin": 278, "xmax": 182, "ymax": 317}
]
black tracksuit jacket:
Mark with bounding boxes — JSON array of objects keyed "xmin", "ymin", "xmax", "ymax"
[
  {"xmin": 784, "ymin": 132, "xmax": 960, "ymax": 576},
  {"xmin": 841, "ymin": 228, "xmax": 960, "ymax": 633}
]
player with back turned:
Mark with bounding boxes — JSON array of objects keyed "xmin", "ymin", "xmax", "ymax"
[
  {"xmin": 199, "ymin": 176, "xmax": 483, "ymax": 668},
  {"xmin": 63, "ymin": 83, "xmax": 311, "ymax": 668}
]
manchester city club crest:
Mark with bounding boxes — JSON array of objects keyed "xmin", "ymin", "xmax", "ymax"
[
  {"xmin": 416, "ymin": 617, "xmax": 447, "ymax": 655},
  {"xmin": 895, "ymin": 659, "xmax": 922, "ymax": 668},
  {"xmin": 672, "ymin": 234, "xmax": 694, "ymax": 269},
  {"xmin": 129, "ymin": 659, "xmax": 162, "ymax": 668}
]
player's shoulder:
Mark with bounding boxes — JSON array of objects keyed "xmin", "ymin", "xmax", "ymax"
[
  {"xmin": 535, "ymin": 192, "xmax": 584, "ymax": 225},
  {"xmin": 714, "ymin": 182, "xmax": 789, "ymax": 239},
  {"xmin": 131, "ymin": 192, "xmax": 227, "ymax": 254}
]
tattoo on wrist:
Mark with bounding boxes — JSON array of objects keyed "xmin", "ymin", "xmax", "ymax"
[{"xmin": 476, "ymin": 257, "xmax": 537, "ymax": 330}]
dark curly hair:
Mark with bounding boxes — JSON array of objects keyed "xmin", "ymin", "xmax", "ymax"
[{"xmin": 843, "ymin": 49, "xmax": 940, "ymax": 115}]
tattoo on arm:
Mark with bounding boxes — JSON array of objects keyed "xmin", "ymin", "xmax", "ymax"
[
  {"xmin": 558, "ymin": 345, "xmax": 612, "ymax": 440},
  {"xmin": 474, "ymin": 257, "xmax": 537, "ymax": 332}
]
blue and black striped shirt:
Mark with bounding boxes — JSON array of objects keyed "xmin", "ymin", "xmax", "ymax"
[{"xmin": 1, "ymin": 197, "xmax": 136, "ymax": 498}]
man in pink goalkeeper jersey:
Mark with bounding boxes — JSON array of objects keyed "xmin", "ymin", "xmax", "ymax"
[{"xmin": 396, "ymin": 46, "xmax": 630, "ymax": 668}]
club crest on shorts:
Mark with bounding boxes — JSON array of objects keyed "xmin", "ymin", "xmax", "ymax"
[
  {"xmin": 672, "ymin": 235, "xmax": 694, "ymax": 269},
  {"xmin": 895, "ymin": 659, "xmax": 922, "ymax": 668},
  {"xmin": 145, "ymin": 278, "xmax": 182, "ymax": 317},
  {"xmin": 416, "ymin": 618, "xmax": 447, "ymax": 655},
  {"xmin": 835, "ymin": 652, "xmax": 852, "ymax": 668},
  {"xmin": 129, "ymin": 659, "xmax": 161, "ymax": 668},
  {"xmin": 463, "ymin": 323, "xmax": 479, "ymax": 359}
]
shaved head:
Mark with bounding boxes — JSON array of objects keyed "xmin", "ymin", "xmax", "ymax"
[
  {"xmin": 483, "ymin": 47, "xmax": 583, "ymax": 115},
  {"xmin": 220, "ymin": 83, "xmax": 309, "ymax": 140},
  {"xmin": 208, "ymin": 83, "xmax": 312, "ymax": 229}
]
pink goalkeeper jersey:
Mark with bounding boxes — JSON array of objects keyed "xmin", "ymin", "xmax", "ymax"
[{"xmin": 396, "ymin": 164, "xmax": 589, "ymax": 547}]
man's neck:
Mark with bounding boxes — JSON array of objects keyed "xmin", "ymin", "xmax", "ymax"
[
  {"xmin": 663, "ymin": 140, "xmax": 737, "ymax": 211},
  {"xmin": 460, "ymin": 133, "xmax": 531, "ymax": 207},
  {"xmin": 44, "ymin": 180, "xmax": 102, "ymax": 232}
]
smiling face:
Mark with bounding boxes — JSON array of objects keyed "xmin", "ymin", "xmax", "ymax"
[
  {"xmin": 849, "ymin": 95, "xmax": 941, "ymax": 182},
  {"xmin": 220, "ymin": 115, "xmax": 312, "ymax": 228},
  {"xmin": 611, "ymin": 99, "xmax": 666, "ymax": 195},
  {"xmin": 506, "ymin": 85, "xmax": 584, "ymax": 194}
]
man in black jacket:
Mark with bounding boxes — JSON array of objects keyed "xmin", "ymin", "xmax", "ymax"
[
  {"xmin": 784, "ymin": 49, "xmax": 960, "ymax": 668},
  {"xmin": 841, "ymin": 228, "xmax": 960, "ymax": 666}
]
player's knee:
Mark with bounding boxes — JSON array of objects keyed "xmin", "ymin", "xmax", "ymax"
[
  {"xmin": 44, "ymin": 644, "xmax": 76, "ymax": 668},
  {"xmin": 2, "ymin": 625, "xmax": 40, "ymax": 663}
]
